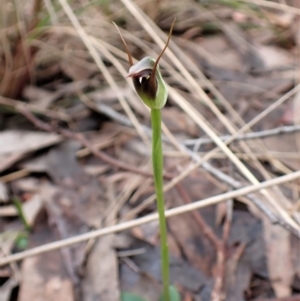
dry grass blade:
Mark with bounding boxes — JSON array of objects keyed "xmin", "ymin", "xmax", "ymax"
[
  {"xmin": 169, "ymin": 87, "xmax": 300, "ymax": 230},
  {"xmin": 2, "ymin": 0, "xmax": 300, "ymax": 299},
  {"xmin": 90, "ymin": 100, "xmax": 286, "ymax": 226},
  {"xmin": 170, "ymin": 3, "xmax": 294, "ymax": 196},
  {"xmin": 118, "ymin": 0, "xmax": 300, "ymax": 231},
  {"xmin": 240, "ymin": 0, "xmax": 300, "ymax": 15},
  {"xmin": 66, "ymin": 8, "xmax": 300, "ymax": 230},
  {"xmin": 56, "ymin": 0, "xmax": 149, "ymax": 146},
  {"xmin": 1, "ymin": 170, "xmax": 300, "ymax": 267},
  {"xmin": 0, "ymin": 95, "xmax": 70, "ymax": 121}
]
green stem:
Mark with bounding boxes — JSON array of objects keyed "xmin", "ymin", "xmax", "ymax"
[{"xmin": 151, "ymin": 108, "xmax": 170, "ymax": 301}]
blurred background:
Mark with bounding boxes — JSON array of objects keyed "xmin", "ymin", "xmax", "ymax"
[{"xmin": 0, "ymin": 0, "xmax": 300, "ymax": 300}]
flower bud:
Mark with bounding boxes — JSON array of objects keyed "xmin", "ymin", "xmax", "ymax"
[
  {"xmin": 126, "ymin": 56, "xmax": 167, "ymax": 109},
  {"xmin": 114, "ymin": 19, "xmax": 175, "ymax": 110}
]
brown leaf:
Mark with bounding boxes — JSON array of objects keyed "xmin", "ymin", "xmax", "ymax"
[
  {"xmin": 18, "ymin": 215, "xmax": 75, "ymax": 301},
  {"xmin": 281, "ymin": 90, "xmax": 300, "ymax": 124},
  {"xmin": 81, "ymin": 235, "xmax": 119, "ymax": 301},
  {"xmin": 23, "ymin": 86, "xmax": 58, "ymax": 108},
  {"xmin": 45, "ymin": 141, "xmax": 106, "ymax": 228},
  {"xmin": 291, "ymin": 234, "xmax": 300, "ymax": 287},
  {"xmin": 22, "ymin": 193, "xmax": 44, "ymax": 226},
  {"xmin": 0, "ymin": 205, "xmax": 17, "ymax": 217},
  {"xmin": 19, "ymin": 257, "xmax": 74, "ymax": 301},
  {"xmin": 255, "ymin": 45, "xmax": 293, "ymax": 70},
  {"xmin": 0, "ymin": 276, "xmax": 18, "ymax": 301},
  {"xmin": 167, "ymin": 190, "xmax": 215, "ymax": 275},
  {"xmin": 263, "ymin": 218, "xmax": 294, "ymax": 297},
  {"xmin": 120, "ymin": 263, "xmax": 161, "ymax": 301},
  {"xmin": 131, "ymin": 220, "xmax": 159, "ymax": 245},
  {"xmin": 0, "ymin": 182, "xmax": 9, "ymax": 203},
  {"xmin": 224, "ymin": 243, "xmax": 248, "ymax": 301},
  {"xmin": 264, "ymin": 133, "xmax": 300, "ymax": 171},
  {"xmin": 127, "ymin": 239, "xmax": 208, "ymax": 292},
  {"xmin": 41, "ymin": 141, "xmax": 119, "ymax": 300},
  {"xmin": 0, "ymin": 130, "xmax": 62, "ymax": 172},
  {"xmin": 0, "ymin": 41, "xmax": 37, "ymax": 99}
]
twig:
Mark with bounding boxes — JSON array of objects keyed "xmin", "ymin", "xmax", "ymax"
[
  {"xmin": 95, "ymin": 1, "xmax": 300, "ymax": 228},
  {"xmin": 117, "ymin": 0, "xmax": 296, "ymax": 229},
  {"xmin": 95, "ymin": 100, "xmax": 300, "ymax": 234},
  {"xmin": 222, "ymin": 243, "xmax": 246, "ymax": 300},
  {"xmin": 1, "ymin": 170, "xmax": 300, "ymax": 267},
  {"xmin": 0, "ymin": 169, "xmax": 30, "ymax": 183},
  {"xmin": 176, "ymin": 184, "xmax": 222, "ymax": 250},
  {"xmin": 92, "ymin": 103, "xmax": 279, "ymax": 224},
  {"xmin": 211, "ymin": 248, "xmax": 225, "ymax": 301},
  {"xmin": 0, "ymin": 95, "xmax": 70, "ymax": 121},
  {"xmin": 20, "ymin": 109, "xmax": 155, "ymax": 178},
  {"xmin": 184, "ymin": 124, "xmax": 300, "ymax": 147},
  {"xmin": 57, "ymin": 0, "xmax": 149, "ymax": 145}
]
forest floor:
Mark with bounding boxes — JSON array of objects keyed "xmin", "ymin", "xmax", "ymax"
[{"xmin": 0, "ymin": 0, "xmax": 300, "ymax": 300}]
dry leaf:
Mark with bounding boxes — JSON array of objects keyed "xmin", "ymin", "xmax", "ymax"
[
  {"xmin": 0, "ymin": 131, "xmax": 62, "ymax": 172},
  {"xmin": 264, "ymin": 133, "xmax": 300, "ymax": 171},
  {"xmin": 224, "ymin": 244, "xmax": 247, "ymax": 301},
  {"xmin": 23, "ymin": 193, "xmax": 44, "ymax": 226},
  {"xmin": 23, "ymin": 86, "xmax": 57, "ymax": 108},
  {"xmin": 18, "ymin": 216, "xmax": 75, "ymax": 301},
  {"xmin": 13, "ymin": 177, "xmax": 40, "ymax": 192},
  {"xmin": 0, "ymin": 276, "xmax": 19, "ymax": 301},
  {"xmin": 81, "ymin": 235, "xmax": 120, "ymax": 301},
  {"xmin": 0, "ymin": 206, "xmax": 17, "ymax": 217},
  {"xmin": 263, "ymin": 218, "xmax": 294, "ymax": 297},
  {"xmin": 291, "ymin": 235, "xmax": 300, "ymax": 283},
  {"xmin": 19, "ymin": 257, "xmax": 74, "ymax": 301},
  {"xmin": 0, "ymin": 181, "xmax": 8, "ymax": 203},
  {"xmin": 131, "ymin": 220, "xmax": 159, "ymax": 245},
  {"xmin": 264, "ymin": 11, "xmax": 294, "ymax": 28},
  {"xmin": 120, "ymin": 263, "xmax": 161, "ymax": 301},
  {"xmin": 281, "ymin": 90, "xmax": 300, "ymax": 125},
  {"xmin": 255, "ymin": 45, "xmax": 293, "ymax": 70},
  {"xmin": 0, "ymin": 131, "xmax": 61, "ymax": 155}
]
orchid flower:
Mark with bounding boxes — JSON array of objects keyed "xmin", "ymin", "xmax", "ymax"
[{"xmin": 115, "ymin": 20, "xmax": 178, "ymax": 301}]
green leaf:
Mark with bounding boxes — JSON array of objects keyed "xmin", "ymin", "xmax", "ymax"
[
  {"xmin": 121, "ymin": 292, "xmax": 147, "ymax": 301},
  {"xmin": 159, "ymin": 286, "xmax": 181, "ymax": 301}
]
